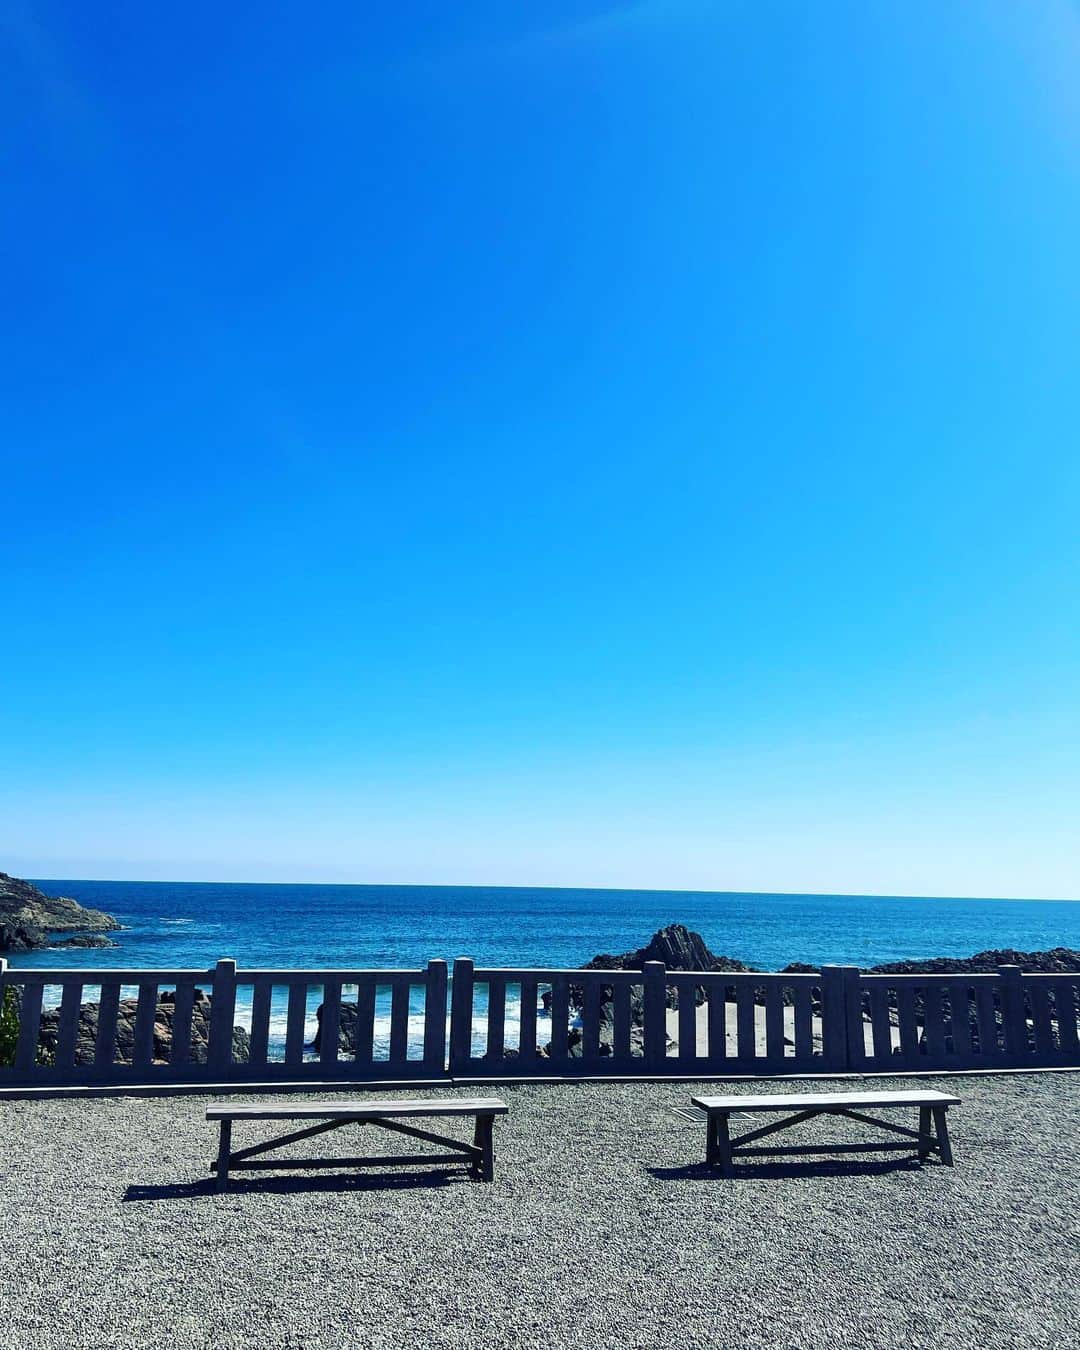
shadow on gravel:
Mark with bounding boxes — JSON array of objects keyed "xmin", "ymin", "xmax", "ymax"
[
  {"xmin": 647, "ymin": 1157, "xmax": 928, "ymax": 1182},
  {"xmin": 123, "ymin": 1168, "xmax": 467, "ymax": 1202}
]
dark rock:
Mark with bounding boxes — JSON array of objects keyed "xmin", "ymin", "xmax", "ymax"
[
  {"xmin": 37, "ymin": 990, "xmax": 250, "ymax": 1067},
  {"xmin": 582, "ymin": 923, "xmax": 755, "ymax": 976},
  {"xmin": 0, "ymin": 922, "xmax": 45, "ymax": 953},
  {"xmin": 50, "ymin": 935, "xmax": 120, "ymax": 949},
  {"xmin": 0, "ymin": 871, "xmax": 121, "ymax": 952},
  {"xmin": 574, "ymin": 924, "xmax": 755, "ymax": 1022},
  {"xmin": 532, "ymin": 924, "xmax": 756, "ymax": 1059},
  {"xmin": 776, "ymin": 949, "xmax": 1080, "ymax": 978},
  {"xmin": 869, "ymin": 947, "xmax": 1080, "ymax": 976},
  {"xmin": 311, "ymin": 1000, "xmax": 361, "ymax": 1056}
]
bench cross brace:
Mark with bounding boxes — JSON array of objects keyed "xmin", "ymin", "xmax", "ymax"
[
  {"xmin": 211, "ymin": 1112, "xmax": 497, "ymax": 1191},
  {"xmin": 706, "ymin": 1103, "xmax": 953, "ymax": 1175}
]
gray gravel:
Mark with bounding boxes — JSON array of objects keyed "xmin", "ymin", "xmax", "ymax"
[{"xmin": 1, "ymin": 1073, "xmax": 1077, "ymax": 1349}]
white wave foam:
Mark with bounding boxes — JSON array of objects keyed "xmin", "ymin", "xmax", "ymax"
[{"xmin": 237, "ymin": 988, "xmax": 536, "ymax": 1062}]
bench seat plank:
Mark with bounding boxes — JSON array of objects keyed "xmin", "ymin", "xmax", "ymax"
[
  {"xmin": 207, "ymin": 1097, "xmax": 507, "ymax": 1121},
  {"xmin": 692, "ymin": 1089, "xmax": 959, "ymax": 1113}
]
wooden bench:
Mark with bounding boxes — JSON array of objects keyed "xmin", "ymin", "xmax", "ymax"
[
  {"xmin": 207, "ymin": 1098, "xmax": 508, "ymax": 1191},
  {"xmin": 692, "ymin": 1089, "xmax": 960, "ymax": 1175}
]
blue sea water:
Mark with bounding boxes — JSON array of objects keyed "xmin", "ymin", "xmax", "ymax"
[{"xmin": 16, "ymin": 880, "xmax": 1080, "ymax": 974}]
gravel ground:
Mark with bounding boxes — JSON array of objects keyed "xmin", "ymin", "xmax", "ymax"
[{"xmin": 1, "ymin": 1073, "xmax": 1077, "ymax": 1350}]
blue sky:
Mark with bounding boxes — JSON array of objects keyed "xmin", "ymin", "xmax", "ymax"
[{"xmin": 3, "ymin": 1, "xmax": 1080, "ymax": 895}]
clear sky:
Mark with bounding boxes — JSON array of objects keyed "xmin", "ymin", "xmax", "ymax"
[{"xmin": 3, "ymin": 1, "xmax": 1080, "ymax": 896}]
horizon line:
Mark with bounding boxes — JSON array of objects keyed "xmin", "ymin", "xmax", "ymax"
[{"xmin": 23, "ymin": 874, "xmax": 1079, "ymax": 905}]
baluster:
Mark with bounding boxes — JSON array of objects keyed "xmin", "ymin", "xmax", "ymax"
[
  {"xmin": 1055, "ymin": 979, "xmax": 1079, "ymax": 1055},
  {"xmin": 764, "ymin": 982, "xmax": 786, "ymax": 1065},
  {"xmin": 389, "ymin": 977, "xmax": 411, "ymax": 1066},
  {"xmin": 353, "ymin": 977, "xmax": 377, "ymax": 1065},
  {"xmin": 612, "ymin": 981, "xmax": 632, "ymax": 1062},
  {"xmin": 947, "ymin": 981, "xmax": 973, "ymax": 1062},
  {"xmin": 895, "ymin": 983, "xmax": 919, "ymax": 1062},
  {"xmin": 548, "ymin": 974, "xmax": 569, "ymax": 1063},
  {"xmin": 518, "ymin": 976, "xmax": 538, "ymax": 1061},
  {"xmin": 248, "ymin": 977, "xmax": 272, "ymax": 1068},
  {"xmin": 792, "ymin": 983, "xmax": 813, "ymax": 1063},
  {"xmin": 706, "ymin": 982, "xmax": 726, "ymax": 1063},
  {"xmin": 284, "ymin": 980, "xmax": 308, "ymax": 1067},
  {"xmin": 581, "ymin": 977, "xmax": 603, "ymax": 1065},
  {"xmin": 14, "ymin": 981, "xmax": 44, "ymax": 1072},
  {"xmin": 972, "ymin": 981, "xmax": 998, "ymax": 1059},
  {"xmin": 677, "ymin": 979, "xmax": 697, "ymax": 1062},
  {"xmin": 735, "ymin": 981, "xmax": 756, "ymax": 1062},
  {"xmin": 923, "ymin": 984, "xmax": 947, "ymax": 1063},
  {"xmin": 56, "ymin": 980, "xmax": 84, "ymax": 1069},
  {"xmin": 1030, "ymin": 981, "xmax": 1056, "ymax": 1060},
  {"xmin": 869, "ymin": 983, "xmax": 892, "ymax": 1063},
  {"xmin": 94, "ymin": 981, "xmax": 122, "ymax": 1069},
  {"xmin": 132, "ymin": 982, "xmax": 159, "ymax": 1069},
  {"xmin": 170, "ymin": 981, "xmax": 196, "ymax": 1065},
  {"xmin": 486, "ymin": 977, "xmax": 507, "ymax": 1062},
  {"xmin": 320, "ymin": 978, "xmax": 342, "ymax": 1066}
]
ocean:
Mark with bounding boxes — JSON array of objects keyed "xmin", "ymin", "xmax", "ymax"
[
  {"xmin": 15, "ymin": 879, "xmax": 1080, "ymax": 972},
  {"xmin": 11, "ymin": 881, "xmax": 1080, "ymax": 1062}
]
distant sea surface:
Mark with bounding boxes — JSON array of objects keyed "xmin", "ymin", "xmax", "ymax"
[{"xmin": 16, "ymin": 881, "xmax": 1080, "ymax": 973}]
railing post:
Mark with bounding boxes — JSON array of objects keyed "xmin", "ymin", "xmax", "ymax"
[
  {"xmin": 642, "ymin": 960, "xmax": 667, "ymax": 1070},
  {"xmin": 449, "ymin": 957, "xmax": 475, "ymax": 1074},
  {"xmin": 424, "ymin": 958, "xmax": 449, "ymax": 1074},
  {"xmin": 820, "ymin": 965, "xmax": 859, "ymax": 1072},
  {"xmin": 997, "ymin": 964, "xmax": 1026, "ymax": 1065},
  {"xmin": 208, "ymin": 959, "xmax": 237, "ymax": 1072}
]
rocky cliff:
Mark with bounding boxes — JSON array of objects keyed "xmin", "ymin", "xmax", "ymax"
[{"xmin": 0, "ymin": 872, "xmax": 120, "ymax": 953}]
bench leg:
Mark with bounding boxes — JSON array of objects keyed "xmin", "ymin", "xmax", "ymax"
[
  {"xmin": 706, "ymin": 1114, "xmax": 718, "ymax": 1167},
  {"xmin": 918, "ymin": 1105, "xmax": 932, "ymax": 1163},
  {"xmin": 215, "ymin": 1119, "xmax": 232, "ymax": 1193},
  {"xmin": 472, "ymin": 1113, "xmax": 495, "ymax": 1182},
  {"xmin": 710, "ymin": 1112, "xmax": 733, "ymax": 1177},
  {"xmin": 932, "ymin": 1105, "xmax": 954, "ymax": 1166}
]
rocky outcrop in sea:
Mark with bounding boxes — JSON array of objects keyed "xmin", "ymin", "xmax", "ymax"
[
  {"xmin": 0, "ymin": 872, "xmax": 120, "ymax": 953},
  {"xmin": 565, "ymin": 923, "xmax": 744, "ymax": 1058},
  {"xmin": 581, "ymin": 923, "xmax": 755, "ymax": 976}
]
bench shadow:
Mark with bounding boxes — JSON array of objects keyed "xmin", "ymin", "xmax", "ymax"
[
  {"xmin": 124, "ymin": 1167, "xmax": 468, "ymax": 1202},
  {"xmin": 647, "ymin": 1156, "xmax": 929, "ymax": 1182}
]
